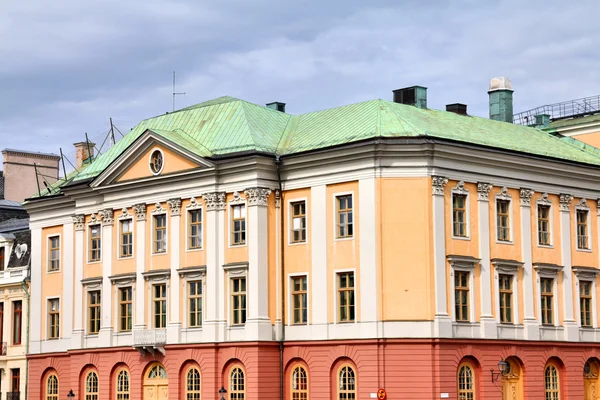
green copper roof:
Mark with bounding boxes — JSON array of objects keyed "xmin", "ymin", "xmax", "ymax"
[
  {"xmin": 549, "ymin": 113, "xmax": 600, "ymax": 129},
  {"xmin": 31, "ymin": 96, "xmax": 600, "ymax": 198}
]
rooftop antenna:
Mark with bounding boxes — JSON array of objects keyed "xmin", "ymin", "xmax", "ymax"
[
  {"xmin": 109, "ymin": 118, "xmax": 116, "ymax": 146},
  {"xmin": 172, "ymin": 71, "xmax": 186, "ymax": 112}
]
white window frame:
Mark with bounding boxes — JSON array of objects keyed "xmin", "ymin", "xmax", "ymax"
[
  {"xmin": 536, "ymin": 195, "xmax": 554, "ymax": 248},
  {"xmin": 228, "ymin": 192, "xmax": 248, "ymax": 248},
  {"xmin": 86, "ymin": 221, "xmax": 102, "ymax": 264},
  {"xmin": 117, "ymin": 211, "xmax": 134, "ymax": 260},
  {"xmin": 151, "ymin": 203, "xmax": 168, "ymax": 255},
  {"xmin": 148, "ymin": 147, "xmax": 165, "ymax": 176},
  {"xmin": 574, "ymin": 267, "xmax": 599, "ymax": 328},
  {"xmin": 287, "ymin": 272, "xmax": 310, "ymax": 326},
  {"xmin": 287, "ymin": 197, "xmax": 309, "ymax": 245},
  {"xmin": 332, "ymin": 191, "xmax": 355, "ymax": 242},
  {"xmin": 448, "ymin": 255, "xmax": 479, "ymax": 323},
  {"xmin": 185, "ymin": 198, "xmax": 204, "ymax": 252},
  {"xmin": 47, "ymin": 233, "xmax": 61, "ymax": 273},
  {"xmin": 178, "ymin": 266, "xmax": 207, "ymax": 329},
  {"xmin": 494, "ymin": 187, "xmax": 513, "ymax": 244},
  {"xmin": 224, "ymin": 263, "xmax": 248, "ymax": 327},
  {"xmin": 148, "ymin": 279, "xmax": 169, "ymax": 329},
  {"xmin": 109, "ymin": 273, "xmax": 136, "ymax": 334},
  {"xmin": 45, "ymin": 295, "xmax": 62, "ymax": 340},
  {"xmin": 81, "ymin": 278, "xmax": 103, "ymax": 336},
  {"xmin": 451, "ymin": 181, "xmax": 470, "ymax": 240},
  {"xmin": 332, "ymin": 268, "xmax": 357, "ymax": 324},
  {"xmin": 534, "ymin": 264, "xmax": 562, "ymax": 327},
  {"xmin": 575, "ymin": 199, "xmax": 592, "ymax": 252},
  {"xmin": 492, "ymin": 260, "xmax": 522, "ymax": 324}
]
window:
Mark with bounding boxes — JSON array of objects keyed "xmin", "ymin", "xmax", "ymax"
[
  {"xmin": 291, "ymin": 201, "xmax": 307, "ymax": 243},
  {"xmin": 120, "ymin": 220, "xmax": 133, "ymax": 258},
  {"xmin": 457, "ymin": 363, "xmax": 475, "ymax": 400},
  {"xmin": 541, "ymin": 278, "xmax": 554, "ymax": 325},
  {"xmin": 89, "ymin": 225, "xmax": 101, "ymax": 262},
  {"xmin": 116, "ymin": 369, "xmax": 130, "ymax": 400},
  {"xmin": 336, "ymin": 195, "xmax": 353, "ymax": 239},
  {"xmin": 119, "ymin": 287, "xmax": 132, "ymax": 332},
  {"xmin": 188, "ymin": 210, "xmax": 203, "ymax": 249},
  {"xmin": 231, "ymin": 277, "xmax": 247, "ymax": 325},
  {"xmin": 48, "ymin": 299, "xmax": 60, "ymax": 339},
  {"xmin": 580, "ymin": 281, "xmax": 593, "ymax": 327},
  {"xmin": 147, "ymin": 364, "xmax": 168, "ymax": 379},
  {"xmin": 577, "ymin": 209, "xmax": 589, "ymax": 250},
  {"xmin": 186, "ymin": 368, "xmax": 201, "ymax": 400},
  {"xmin": 499, "ymin": 275, "xmax": 513, "ymax": 324},
  {"xmin": 0, "ymin": 247, "xmax": 5, "ymax": 271},
  {"xmin": 48, "ymin": 236, "xmax": 60, "ymax": 271},
  {"xmin": 150, "ymin": 150, "xmax": 163, "ymax": 175},
  {"xmin": 154, "ymin": 214, "xmax": 167, "ymax": 253},
  {"xmin": 338, "ymin": 365, "xmax": 356, "ymax": 400},
  {"xmin": 453, "ymin": 194, "xmax": 467, "ymax": 237},
  {"xmin": 85, "ymin": 371, "xmax": 99, "ymax": 400},
  {"xmin": 538, "ymin": 205, "xmax": 551, "ymax": 245},
  {"xmin": 13, "ymin": 301, "xmax": 22, "ymax": 344},
  {"xmin": 11, "ymin": 368, "xmax": 20, "ymax": 394},
  {"xmin": 188, "ymin": 281, "xmax": 203, "ymax": 328},
  {"xmin": 291, "ymin": 365, "xmax": 308, "ymax": 400},
  {"xmin": 496, "ymin": 200, "xmax": 510, "ymax": 241},
  {"xmin": 454, "ymin": 271, "xmax": 469, "ymax": 322},
  {"xmin": 229, "ymin": 367, "xmax": 245, "ymax": 400},
  {"xmin": 292, "ymin": 276, "xmax": 307, "ymax": 325},
  {"xmin": 88, "ymin": 291, "xmax": 101, "ymax": 334},
  {"xmin": 46, "ymin": 374, "xmax": 58, "ymax": 400},
  {"xmin": 544, "ymin": 364, "xmax": 560, "ymax": 400},
  {"xmin": 337, "ymin": 272, "xmax": 355, "ymax": 323},
  {"xmin": 153, "ymin": 284, "xmax": 167, "ymax": 328},
  {"xmin": 231, "ymin": 205, "xmax": 246, "ymax": 245}
]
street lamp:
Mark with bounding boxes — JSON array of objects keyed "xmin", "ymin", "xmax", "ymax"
[
  {"xmin": 218, "ymin": 386, "xmax": 227, "ymax": 400},
  {"xmin": 67, "ymin": 389, "xmax": 75, "ymax": 399},
  {"xmin": 491, "ymin": 359, "xmax": 510, "ymax": 382}
]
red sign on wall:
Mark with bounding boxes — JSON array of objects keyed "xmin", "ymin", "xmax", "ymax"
[{"xmin": 377, "ymin": 388, "xmax": 387, "ymax": 400}]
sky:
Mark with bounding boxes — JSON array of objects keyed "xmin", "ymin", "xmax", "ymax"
[{"xmin": 1, "ymin": 0, "xmax": 600, "ymax": 168}]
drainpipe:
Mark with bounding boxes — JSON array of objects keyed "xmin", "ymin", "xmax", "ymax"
[
  {"xmin": 275, "ymin": 156, "xmax": 285, "ymax": 400},
  {"xmin": 20, "ymin": 275, "xmax": 30, "ymax": 400}
]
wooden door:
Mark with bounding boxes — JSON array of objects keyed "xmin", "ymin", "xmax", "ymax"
[
  {"xmin": 584, "ymin": 378, "xmax": 597, "ymax": 400},
  {"xmin": 143, "ymin": 363, "xmax": 169, "ymax": 400}
]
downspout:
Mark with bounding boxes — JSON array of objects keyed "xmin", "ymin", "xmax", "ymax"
[
  {"xmin": 20, "ymin": 275, "xmax": 30, "ymax": 400},
  {"xmin": 275, "ymin": 156, "xmax": 285, "ymax": 400}
]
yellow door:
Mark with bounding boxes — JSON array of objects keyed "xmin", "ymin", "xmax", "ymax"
[
  {"xmin": 584, "ymin": 378, "xmax": 597, "ymax": 400},
  {"xmin": 501, "ymin": 359, "xmax": 523, "ymax": 400},
  {"xmin": 584, "ymin": 360, "xmax": 600, "ymax": 400},
  {"xmin": 143, "ymin": 363, "xmax": 169, "ymax": 400}
]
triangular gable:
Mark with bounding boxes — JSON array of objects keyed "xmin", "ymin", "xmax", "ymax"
[{"xmin": 91, "ymin": 129, "xmax": 214, "ymax": 188}]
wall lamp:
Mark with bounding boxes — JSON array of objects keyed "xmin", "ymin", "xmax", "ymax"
[
  {"xmin": 490, "ymin": 359, "xmax": 510, "ymax": 382},
  {"xmin": 219, "ymin": 386, "xmax": 227, "ymax": 400},
  {"xmin": 67, "ymin": 389, "xmax": 75, "ymax": 399}
]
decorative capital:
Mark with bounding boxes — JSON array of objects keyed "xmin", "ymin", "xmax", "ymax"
[
  {"xmin": 519, "ymin": 188, "xmax": 534, "ymax": 207},
  {"xmin": 477, "ymin": 182, "xmax": 493, "ymax": 201},
  {"xmin": 72, "ymin": 214, "xmax": 85, "ymax": 230},
  {"xmin": 166, "ymin": 198, "xmax": 182, "ymax": 216},
  {"xmin": 133, "ymin": 203, "xmax": 147, "ymax": 221},
  {"xmin": 275, "ymin": 190, "xmax": 281, "ymax": 209},
  {"xmin": 559, "ymin": 194, "xmax": 573, "ymax": 212},
  {"xmin": 99, "ymin": 209, "xmax": 114, "ymax": 226},
  {"xmin": 431, "ymin": 176, "xmax": 448, "ymax": 196},
  {"xmin": 202, "ymin": 192, "xmax": 226, "ymax": 211},
  {"xmin": 244, "ymin": 188, "xmax": 272, "ymax": 207}
]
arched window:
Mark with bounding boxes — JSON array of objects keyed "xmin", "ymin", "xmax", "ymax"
[
  {"xmin": 457, "ymin": 363, "xmax": 475, "ymax": 400},
  {"xmin": 85, "ymin": 371, "xmax": 99, "ymax": 400},
  {"xmin": 545, "ymin": 364, "xmax": 560, "ymax": 400},
  {"xmin": 116, "ymin": 369, "xmax": 130, "ymax": 400},
  {"xmin": 46, "ymin": 374, "xmax": 59, "ymax": 400},
  {"xmin": 186, "ymin": 367, "xmax": 201, "ymax": 400},
  {"xmin": 147, "ymin": 364, "xmax": 168, "ymax": 379},
  {"xmin": 229, "ymin": 367, "xmax": 245, "ymax": 400},
  {"xmin": 338, "ymin": 365, "xmax": 356, "ymax": 400},
  {"xmin": 291, "ymin": 365, "xmax": 308, "ymax": 400}
]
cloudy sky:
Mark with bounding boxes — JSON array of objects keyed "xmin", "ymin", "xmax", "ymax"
[{"xmin": 1, "ymin": 0, "xmax": 599, "ymax": 167}]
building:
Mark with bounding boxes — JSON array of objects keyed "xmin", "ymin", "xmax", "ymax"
[
  {"xmin": 1, "ymin": 149, "xmax": 60, "ymax": 203},
  {"xmin": 23, "ymin": 79, "xmax": 600, "ymax": 400}
]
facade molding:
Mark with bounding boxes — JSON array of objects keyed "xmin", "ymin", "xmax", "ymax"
[
  {"xmin": 477, "ymin": 182, "xmax": 493, "ymax": 201},
  {"xmin": 202, "ymin": 192, "xmax": 226, "ymax": 211},
  {"xmin": 431, "ymin": 176, "xmax": 448, "ymax": 196},
  {"xmin": 519, "ymin": 188, "xmax": 534, "ymax": 206}
]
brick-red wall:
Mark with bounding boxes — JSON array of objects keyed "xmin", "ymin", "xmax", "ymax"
[{"xmin": 27, "ymin": 339, "xmax": 600, "ymax": 399}]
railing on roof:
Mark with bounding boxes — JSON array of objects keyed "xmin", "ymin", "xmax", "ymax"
[{"xmin": 514, "ymin": 94, "xmax": 600, "ymax": 126}]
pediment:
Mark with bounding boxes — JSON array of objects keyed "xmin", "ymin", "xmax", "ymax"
[{"xmin": 91, "ymin": 130, "xmax": 214, "ymax": 187}]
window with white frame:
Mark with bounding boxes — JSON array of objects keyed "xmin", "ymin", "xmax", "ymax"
[
  {"xmin": 576, "ymin": 207, "xmax": 590, "ymax": 250},
  {"xmin": 231, "ymin": 205, "xmax": 246, "ymax": 246},
  {"xmin": 231, "ymin": 276, "xmax": 247, "ymax": 325},
  {"xmin": 335, "ymin": 195, "xmax": 353, "ymax": 239},
  {"xmin": 496, "ymin": 199, "xmax": 511, "ymax": 242},
  {"xmin": 451, "ymin": 182, "xmax": 469, "ymax": 238},
  {"xmin": 153, "ymin": 214, "xmax": 167, "ymax": 253},
  {"xmin": 291, "ymin": 201, "xmax": 307, "ymax": 243},
  {"xmin": 120, "ymin": 219, "xmax": 133, "ymax": 258},
  {"xmin": 448, "ymin": 256, "xmax": 478, "ymax": 323},
  {"xmin": 337, "ymin": 272, "xmax": 355, "ymax": 322},
  {"xmin": 48, "ymin": 236, "xmax": 60, "ymax": 271},
  {"xmin": 580, "ymin": 281, "xmax": 593, "ymax": 327},
  {"xmin": 188, "ymin": 209, "xmax": 203, "ymax": 249},
  {"xmin": 188, "ymin": 280, "xmax": 203, "ymax": 328},
  {"xmin": 291, "ymin": 275, "xmax": 307, "ymax": 325},
  {"xmin": 88, "ymin": 225, "xmax": 101, "ymax": 262}
]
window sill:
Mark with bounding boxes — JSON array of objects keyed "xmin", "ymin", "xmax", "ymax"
[
  {"xmin": 333, "ymin": 237, "xmax": 354, "ymax": 243},
  {"xmin": 289, "ymin": 323, "xmax": 308, "ymax": 326},
  {"xmin": 495, "ymin": 240, "xmax": 513, "ymax": 245},
  {"xmin": 537, "ymin": 244, "xmax": 554, "ymax": 249},
  {"xmin": 185, "ymin": 248, "xmax": 203, "ymax": 253},
  {"xmin": 228, "ymin": 324, "xmax": 245, "ymax": 330},
  {"xmin": 451, "ymin": 236, "xmax": 470, "ymax": 241},
  {"xmin": 87, "ymin": 260, "xmax": 102, "ymax": 265},
  {"xmin": 47, "ymin": 269, "xmax": 61, "ymax": 274},
  {"xmin": 288, "ymin": 241, "xmax": 308, "ymax": 247},
  {"xmin": 182, "ymin": 326, "xmax": 203, "ymax": 332},
  {"xmin": 151, "ymin": 252, "xmax": 168, "ymax": 256},
  {"xmin": 229, "ymin": 244, "xmax": 247, "ymax": 248},
  {"xmin": 576, "ymin": 248, "xmax": 593, "ymax": 253},
  {"xmin": 336, "ymin": 320, "xmax": 356, "ymax": 324},
  {"xmin": 117, "ymin": 256, "xmax": 134, "ymax": 260}
]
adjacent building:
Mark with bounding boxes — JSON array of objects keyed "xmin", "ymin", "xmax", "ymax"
[{"xmin": 23, "ymin": 79, "xmax": 600, "ymax": 400}]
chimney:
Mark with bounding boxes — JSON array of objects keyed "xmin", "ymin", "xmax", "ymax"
[
  {"xmin": 534, "ymin": 113, "xmax": 550, "ymax": 129},
  {"xmin": 446, "ymin": 103, "xmax": 468, "ymax": 115},
  {"xmin": 266, "ymin": 102, "xmax": 286, "ymax": 113},
  {"xmin": 1, "ymin": 149, "xmax": 60, "ymax": 202},
  {"xmin": 392, "ymin": 86, "xmax": 427, "ymax": 109},
  {"xmin": 488, "ymin": 77, "xmax": 514, "ymax": 123},
  {"xmin": 74, "ymin": 141, "xmax": 95, "ymax": 169}
]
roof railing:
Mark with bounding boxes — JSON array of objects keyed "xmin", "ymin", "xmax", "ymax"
[{"xmin": 514, "ymin": 94, "xmax": 600, "ymax": 126}]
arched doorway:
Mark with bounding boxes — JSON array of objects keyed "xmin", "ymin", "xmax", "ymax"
[
  {"xmin": 584, "ymin": 358, "xmax": 600, "ymax": 400},
  {"xmin": 501, "ymin": 357, "xmax": 523, "ymax": 400},
  {"xmin": 143, "ymin": 363, "xmax": 168, "ymax": 400}
]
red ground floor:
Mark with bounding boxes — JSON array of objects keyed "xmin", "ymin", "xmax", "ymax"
[{"xmin": 27, "ymin": 338, "xmax": 600, "ymax": 399}]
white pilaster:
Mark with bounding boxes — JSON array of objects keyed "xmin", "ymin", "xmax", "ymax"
[
  {"xmin": 310, "ymin": 185, "xmax": 328, "ymax": 336},
  {"xmin": 99, "ymin": 209, "xmax": 113, "ymax": 346},
  {"xmin": 559, "ymin": 194, "xmax": 579, "ymax": 341},
  {"xmin": 72, "ymin": 215, "xmax": 85, "ymax": 348},
  {"xmin": 274, "ymin": 190, "xmax": 283, "ymax": 340},
  {"xmin": 29, "ymin": 227, "xmax": 42, "ymax": 353},
  {"xmin": 244, "ymin": 188, "xmax": 272, "ymax": 340},
  {"xmin": 133, "ymin": 204, "xmax": 147, "ymax": 328},
  {"xmin": 477, "ymin": 182, "xmax": 497, "ymax": 338},
  {"xmin": 432, "ymin": 177, "xmax": 452, "ymax": 337},
  {"xmin": 62, "ymin": 221, "xmax": 74, "ymax": 341},
  {"xmin": 358, "ymin": 178, "xmax": 378, "ymax": 336},
  {"xmin": 167, "ymin": 198, "xmax": 182, "ymax": 343},
  {"xmin": 519, "ymin": 189, "xmax": 539, "ymax": 339}
]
